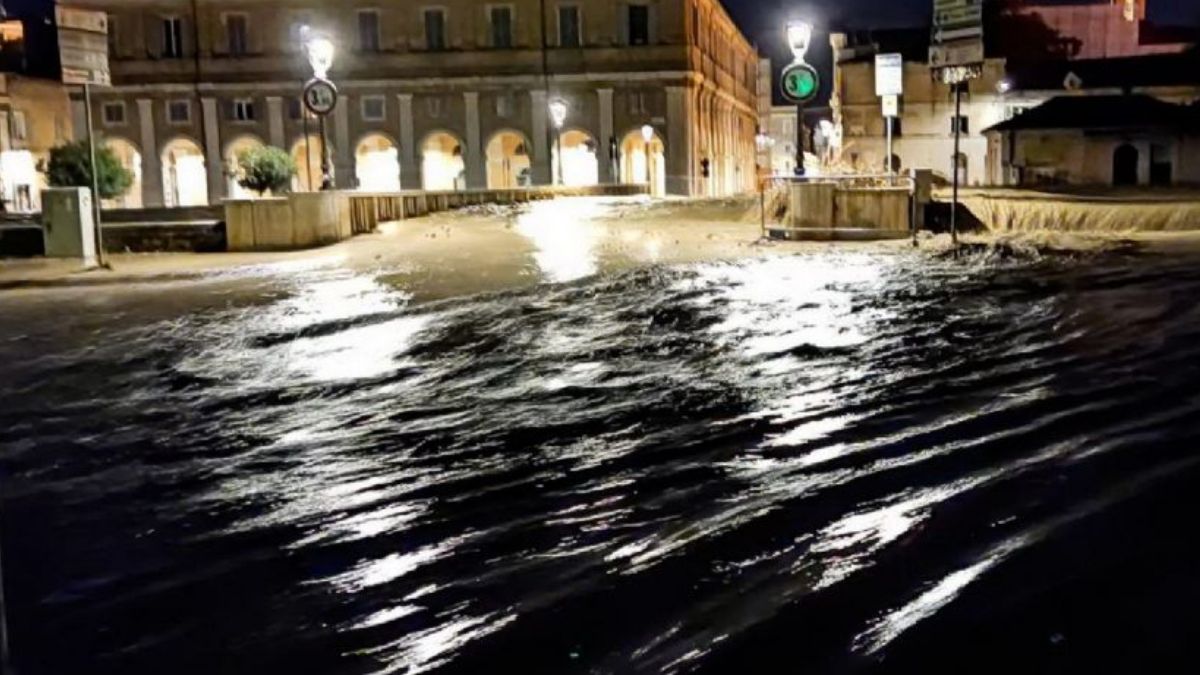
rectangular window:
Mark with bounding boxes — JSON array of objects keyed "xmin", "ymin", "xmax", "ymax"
[
  {"xmin": 226, "ymin": 13, "xmax": 248, "ymax": 55},
  {"xmin": 361, "ymin": 96, "xmax": 386, "ymax": 121},
  {"xmin": 495, "ymin": 93, "xmax": 513, "ymax": 118},
  {"xmin": 102, "ymin": 102, "xmax": 126, "ymax": 125},
  {"xmin": 232, "ymin": 99, "xmax": 256, "ymax": 122},
  {"xmin": 167, "ymin": 100, "xmax": 191, "ymax": 123},
  {"xmin": 890, "ymin": 117, "xmax": 903, "ymax": 136},
  {"xmin": 489, "ymin": 6, "xmax": 513, "ymax": 48},
  {"xmin": 424, "ymin": 9, "xmax": 446, "ymax": 51},
  {"xmin": 426, "ymin": 97, "xmax": 442, "ymax": 118},
  {"xmin": 10, "ymin": 110, "xmax": 27, "ymax": 142},
  {"xmin": 358, "ymin": 10, "xmax": 381, "ymax": 52},
  {"xmin": 558, "ymin": 5, "xmax": 580, "ymax": 47},
  {"xmin": 951, "ymin": 115, "xmax": 969, "ymax": 134},
  {"xmin": 628, "ymin": 92, "xmax": 647, "ymax": 115},
  {"xmin": 162, "ymin": 16, "xmax": 183, "ymax": 58},
  {"xmin": 628, "ymin": 4, "xmax": 649, "ymax": 45}
]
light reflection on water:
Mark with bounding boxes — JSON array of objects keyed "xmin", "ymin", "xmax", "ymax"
[{"xmin": 5, "ymin": 248, "xmax": 1200, "ymax": 674}]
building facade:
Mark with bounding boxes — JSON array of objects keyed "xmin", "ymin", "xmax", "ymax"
[
  {"xmin": 0, "ymin": 72, "xmax": 74, "ymax": 213},
  {"xmin": 60, "ymin": 0, "xmax": 759, "ymax": 207},
  {"xmin": 830, "ymin": 32, "xmax": 1010, "ymax": 186}
]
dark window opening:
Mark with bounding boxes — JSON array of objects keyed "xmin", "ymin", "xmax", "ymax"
[{"xmin": 628, "ymin": 5, "xmax": 649, "ymax": 45}]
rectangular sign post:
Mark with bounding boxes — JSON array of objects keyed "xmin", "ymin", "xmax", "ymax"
[
  {"xmin": 56, "ymin": 6, "xmax": 110, "ymax": 267},
  {"xmin": 930, "ymin": 0, "xmax": 983, "ymax": 244},
  {"xmin": 875, "ymin": 54, "xmax": 903, "ymax": 174}
]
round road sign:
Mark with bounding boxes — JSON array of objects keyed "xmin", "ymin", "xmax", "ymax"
[
  {"xmin": 781, "ymin": 63, "xmax": 820, "ymax": 105},
  {"xmin": 303, "ymin": 78, "xmax": 339, "ymax": 116}
]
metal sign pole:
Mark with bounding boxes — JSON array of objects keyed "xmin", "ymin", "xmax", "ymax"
[
  {"xmin": 951, "ymin": 81, "xmax": 962, "ymax": 245},
  {"xmin": 83, "ymin": 82, "xmax": 106, "ymax": 267}
]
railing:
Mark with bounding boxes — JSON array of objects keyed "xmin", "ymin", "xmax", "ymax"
[{"xmin": 346, "ymin": 183, "xmax": 649, "ymax": 234}]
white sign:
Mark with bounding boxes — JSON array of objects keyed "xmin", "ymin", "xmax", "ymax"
[
  {"xmin": 930, "ymin": 40, "xmax": 985, "ymax": 69},
  {"xmin": 882, "ymin": 94, "xmax": 899, "ymax": 118},
  {"xmin": 875, "ymin": 54, "xmax": 903, "ymax": 97},
  {"xmin": 303, "ymin": 78, "xmax": 338, "ymax": 116},
  {"xmin": 55, "ymin": 6, "xmax": 109, "ymax": 86}
]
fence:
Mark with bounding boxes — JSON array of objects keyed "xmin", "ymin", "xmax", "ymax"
[{"xmin": 760, "ymin": 172, "xmax": 925, "ymax": 241}]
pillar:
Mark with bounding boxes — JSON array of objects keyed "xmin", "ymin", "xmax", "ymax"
[
  {"xmin": 463, "ymin": 91, "xmax": 485, "ymax": 189},
  {"xmin": 398, "ymin": 94, "xmax": 421, "ymax": 189},
  {"xmin": 334, "ymin": 94, "xmax": 353, "ymax": 189},
  {"xmin": 200, "ymin": 97, "xmax": 222, "ymax": 202},
  {"xmin": 137, "ymin": 98, "xmax": 164, "ymax": 207},
  {"xmin": 530, "ymin": 89, "xmax": 550, "ymax": 185},
  {"xmin": 266, "ymin": 96, "xmax": 285, "ymax": 148},
  {"xmin": 666, "ymin": 86, "xmax": 693, "ymax": 197},
  {"xmin": 598, "ymin": 88, "xmax": 615, "ymax": 184}
]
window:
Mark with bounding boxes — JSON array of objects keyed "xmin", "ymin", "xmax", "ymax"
[
  {"xmin": 424, "ymin": 8, "xmax": 446, "ymax": 50},
  {"xmin": 9, "ymin": 110, "xmax": 27, "ymax": 142},
  {"xmin": 951, "ymin": 115, "xmax": 969, "ymax": 134},
  {"xmin": 225, "ymin": 13, "xmax": 248, "ymax": 55},
  {"xmin": 102, "ymin": 102, "xmax": 126, "ymax": 125},
  {"xmin": 288, "ymin": 98, "xmax": 316, "ymax": 120},
  {"xmin": 358, "ymin": 10, "xmax": 381, "ymax": 52},
  {"xmin": 361, "ymin": 96, "xmax": 386, "ymax": 121},
  {"xmin": 628, "ymin": 92, "xmax": 648, "ymax": 115},
  {"xmin": 162, "ymin": 16, "xmax": 183, "ymax": 58},
  {"xmin": 890, "ymin": 117, "xmax": 903, "ymax": 136},
  {"xmin": 628, "ymin": 4, "xmax": 649, "ymax": 45},
  {"xmin": 558, "ymin": 4, "xmax": 580, "ymax": 47},
  {"xmin": 167, "ymin": 100, "xmax": 191, "ymax": 123},
  {"xmin": 426, "ymin": 97, "xmax": 442, "ymax": 118},
  {"xmin": 495, "ymin": 93, "xmax": 513, "ymax": 117},
  {"xmin": 489, "ymin": 6, "xmax": 513, "ymax": 48},
  {"xmin": 232, "ymin": 99, "xmax": 256, "ymax": 122}
]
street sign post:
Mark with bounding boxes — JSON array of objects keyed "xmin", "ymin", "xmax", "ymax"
[
  {"xmin": 875, "ymin": 54, "xmax": 903, "ymax": 174},
  {"xmin": 781, "ymin": 62, "xmax": 819, "ymax": 176},
  {"xmin": 302, "ymin": 78, "xmax": 338, "ymax": 190},
  {"xmin": 929, "ymin": 0, "xmax": 983, "ymax": 243},
  {"xmin": 56, "ymin": 6, "xmax": 110, "ymax": 267}
]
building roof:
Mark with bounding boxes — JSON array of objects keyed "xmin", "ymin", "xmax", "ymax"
[
  {"xmin": 984, "ymin": 94, "xmax": 1200, "ymax": 133},
  {"xmin": 1007, "ymin": 51, "xmax": 1200, "ymax": 91}
]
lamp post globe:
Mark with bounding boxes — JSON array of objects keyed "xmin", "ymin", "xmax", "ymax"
[{"xmin": 787, "ymin": 21, "xmax": 813, "ymax": 64}]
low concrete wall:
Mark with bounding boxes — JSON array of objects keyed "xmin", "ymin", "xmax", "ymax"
[
  {"xmin": 228, "ymin": 183, "xmax": 649, "ymax": 252},
  {"xmin": 784, "ymin": 182, "xmax": 912, "ymax": 238},
  {"xmin": 226, "ymin": 192, "xmax": 353, "ymax": 251},
  {"xmin": 955, "ymin": 190, "xmax": 1200, "ymax": 233},
  {"xmin": 103, "ymin": 222, "xmax": 225, "ymax": 253}
]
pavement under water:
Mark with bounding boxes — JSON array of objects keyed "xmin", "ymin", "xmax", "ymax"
[{"xmin": 3, "ymin": 197, "xmax": 1200, "ymax": 674}]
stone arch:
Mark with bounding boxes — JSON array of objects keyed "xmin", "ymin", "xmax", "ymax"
[
  {"xmin": 223, "ymin": 133, "xmax": 265, "ymax": 199},
  {"xmin": 290, "ymin": 134, "xmax": 324, "ymax": 192},
  {"xmin": 620, "ymin": 126, "xmax": 666, "ymax": 197},
  {"xmin": 421, "ymin": 130, "xmax": 466, "ymax": 191},
  {"xmin": 102, "ymin": 136, "xmax": 143, "ymax": 209},
  {"xmin": 485, "ymin": 128, "xmax": 532, "ymax": 189},
  {"xmin": 554, "ymin": 127, "xmax": 600, "ymax": 187},
  {"xmin": 160, "ymin": 136, "xmax": 208, "ymax": 206},
  {"xmin": 355, "ymin": 131, "xmax": 401, "ymax": 192},
  {"xmin": 1113, "ymin": 143, "xmax": 1139, "ymax": 186}
]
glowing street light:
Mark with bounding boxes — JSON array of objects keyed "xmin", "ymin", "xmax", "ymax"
[
  {"xmin": 787, "ymin": 20, "xmax": 813, "ymax": 64},
  {"xmin": 301, "ymin": 27, "xmax": 337, "ymax": 190},
  {"xmin": 549, "ymin": 98, "xmax": 568, "ymax": 185},
  {"xmin": 640, "ymin": 124, "xmax": 655, "ymax": 192}
]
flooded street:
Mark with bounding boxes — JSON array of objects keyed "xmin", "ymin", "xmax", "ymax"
[{"xmin": 4, "ymin": 198, "xmax": 1200, "ymax": 673}]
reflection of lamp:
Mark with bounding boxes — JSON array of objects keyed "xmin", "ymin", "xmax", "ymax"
[
  {"xmin": 996, "ymin": 78, "xmax": 1013, "ymax": 94},
  {"xmin": 787, "ymin": 21, "xmax": 812, "ymax": 64},
  {"xmin": 549, "ymin": 99, "xmax": 568, "ymax": 185}
]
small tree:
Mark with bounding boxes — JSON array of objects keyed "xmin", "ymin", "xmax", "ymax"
[
  {"xmin": 46, "ymin": 140, "xmax": 134, "ymax": 200},
  {"xmin": 236, "ymin": 146, "xmax": 297, "ymax": 196}
]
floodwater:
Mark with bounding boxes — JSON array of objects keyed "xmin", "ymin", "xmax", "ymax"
[{"xmin": 3, "ymin": 200, "xmax": 1200, "ymax": 674}]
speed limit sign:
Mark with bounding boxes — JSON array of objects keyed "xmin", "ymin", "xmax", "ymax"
[{"xmin": 303, "ymin": 78, "xmax": 338, "ymax": 116}]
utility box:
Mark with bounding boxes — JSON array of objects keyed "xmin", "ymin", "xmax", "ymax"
[{"xmin": 42, "ymin": 187, "xmax": 97, "ymax": 266}]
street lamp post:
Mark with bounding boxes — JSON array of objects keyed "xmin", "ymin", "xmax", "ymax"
[
  {"xmin": 302, "ymin": 29, "xmax": 336, "ymax": 190},
  {"xmin": 549, "ymin": 98, "xmax": 568, "ymax": 186},
  {"xmin": 786, "ymin": 20, "xmax": 814, "ymax": 176},
  {"xmin": 641, "ymin": 124, "xmax": 655, "ymax": 195}
]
